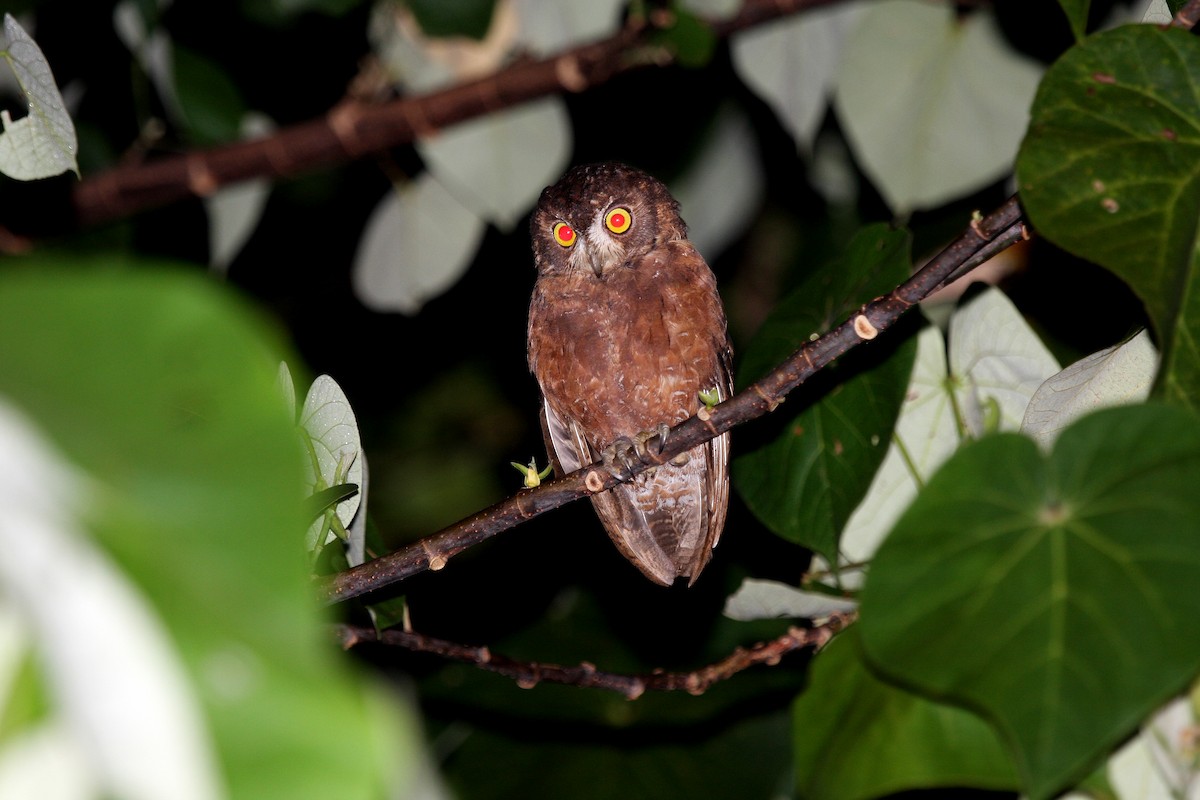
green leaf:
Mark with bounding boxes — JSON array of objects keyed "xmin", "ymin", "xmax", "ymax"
[
  {"xmin": 351, "ymin": 171, "xmax": 485, "ymax": 314},
  {"xmin": 408, "ymin": 0, "xmax": 495, "ymax": 39},
  {"xmin": 1021, "ymin": 329, "xmax": 1158, "ymax": 449},
  {"xmin": 651, "ymin": 6, "xmax": 716, "ymax": 68},
  {"xmin": 172, "ymin": 44, "xmax": 246, "ymax": 145},
  {"xmin": 417, "ymin": 96, "xmax": 571, "ymax": 232},
  {"xmin": 839, "ymin": 288, "xmax": 1060, "ymax": 570},
  {"xmin": 832, "ymin": 0, "xmax": 1042, "ymax": 212},
  {"xmin": 0, "ymin": 260, "xmax": 417, "ymax": 800},
  {"xmin": 730, "ymin": 3, "xmax": 865, "ymax": 153},
  {"xmin": 733, "ymin": 224, "xmax": 916, "ymax": 562},
  {"xmin": 859, "ymin": 404, "xmax": 1200, "ymax": 799},
  {"xmin": 296, "ymin": 373, "xmax": 364, "ymax": 552},
  {"xmin": 722, "ymin": 578, "xmax": 857, "ymax": 621},
  {"xmin": 1016, "ymin": 24, "xmax": 1200, "ymax": 410},
  {"xmin": 1058, "ymin": 0, "xmax": 1090, "ymax": 41},
  {"xmin": 0, "ymin": 13, "xmax": 78, "ymax": 179},
  {"xmin": 793, "ymin": 630, "xmax": 1016, "ymax": 800}
]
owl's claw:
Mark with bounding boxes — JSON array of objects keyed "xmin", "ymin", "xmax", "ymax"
[{"xmin": 603, "ymin": 424, "xmax": 672, "ymax": 479}]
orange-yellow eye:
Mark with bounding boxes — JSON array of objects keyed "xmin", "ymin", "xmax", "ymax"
[
  {"xmin": 552, "ymin": 221, "xmax": 576, "ymax": 247},
  {"xmin": 605, "ymin": 207, "xmax": 632, "ymax": 234}
]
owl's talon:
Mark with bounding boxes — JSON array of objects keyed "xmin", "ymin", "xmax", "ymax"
[{"xmin": 603, "ymin": 436, "xmax": 640, "ymax": 480}]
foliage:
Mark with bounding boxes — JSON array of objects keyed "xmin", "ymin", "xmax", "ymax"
[{"xmin": 1, "ymin": 1, "xmax": 1198, "ymax": 799}]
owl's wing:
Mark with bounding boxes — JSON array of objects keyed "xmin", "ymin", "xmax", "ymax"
[
  {"xmin": 542, "ymin": 398, "xmax": 684, "ymax": 585},
  {"xmin": 540, "ymin": 399, "xmax": 594, "ymax": 476}
]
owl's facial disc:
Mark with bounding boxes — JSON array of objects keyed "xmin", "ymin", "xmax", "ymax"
[{"xmin": 581, "ymin": 214, "xmax": 626, "ymax": 277}]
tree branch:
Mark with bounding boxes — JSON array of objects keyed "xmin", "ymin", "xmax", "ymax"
[
  {"xmin": 321, "ymin": 196, "xmax": 1028, "ymax": 604},
  {"xmin": 68, "ymin": 0, "xmax": 852, "ymax": 230},
  {"xmin": 1172, "ymin": 0, "xmax": 1200, "ymax": 28},
  {"xmin": 335, "ymin": 611, "xmax": 854, "ymax": 699}
]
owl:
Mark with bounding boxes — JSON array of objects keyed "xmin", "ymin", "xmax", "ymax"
[{"xmin": 526, "ymin": 162, "xmax": 733, "ymax": 586}]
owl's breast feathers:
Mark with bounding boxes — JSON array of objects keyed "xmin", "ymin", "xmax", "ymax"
[{"xmin": 528, "ymin": 239, "xmax": 733, "ymax": 585}]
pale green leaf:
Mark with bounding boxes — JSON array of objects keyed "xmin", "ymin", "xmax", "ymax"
[
  {"xmin": 0, "ymin": 14, "xmax": 77, "ymax": 180},
  {"xmin": 723, "ymin": 578, "xmax": 857, "ymax": 621},
  {"xmin": 1141, "ymin": 0, "xmax": 1173, "ymax": 24},
  {"xmin": 949, "ymin": 287, "xmax": 1061, "ymax": 436},
  {"xmin": 730, "ymin": 2, "xmax": 865, "ymax": 153},
  {"xmin": 838, "ymin": 323, "xmax": 958, "ymax": 566},
  {"xmin": 833, "ymin": 1, "xmax": 1042, "ymax": 212},
  {"xmin": 1105, "ymin": 693, "xmax": 1196, "ymax": 800},
  {"xmin": 671, "ymin": 104, "xmax": 764, "ymax": 261},
  {"xmin": 680, "ymin": 0, "xmax": 742, "ymax": 20},
  {"xmin": 1022, "ymin": 330, "xmax": 1158, "ymax": 449},
  {"xmin": 351, "ymin": 172, "xmax": 485, "ymax": 314},
  {"xmin": 417, "ymin": 97, "xmax": 570, "ymax": 231},
  {"xmin": 298, "ymin": 374, "xmax": 363, "ymax": 552},
  {"xmin": 513, "ymin": 0, "xmax": 624, "ymax": 56},
  {"xmin": 837, "ymin": 289, "xmax": 1058, "ymax": 568}
]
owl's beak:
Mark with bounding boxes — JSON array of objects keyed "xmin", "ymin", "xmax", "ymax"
[{"xmin": 587, "ymin": 249, "xmax": 605, "ymax": 279}]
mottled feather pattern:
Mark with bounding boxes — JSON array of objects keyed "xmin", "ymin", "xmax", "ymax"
[{"xmin": 527, "ymin": 162, "xmax": 733, "ymax": 585}]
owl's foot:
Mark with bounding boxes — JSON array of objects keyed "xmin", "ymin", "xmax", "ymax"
[{"xmin": 603, "ymin": 423, "xmax": 672, "ymax": 479}]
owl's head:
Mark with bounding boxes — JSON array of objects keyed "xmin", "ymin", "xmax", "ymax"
[{"xmin": 530, "ymin": 162, "xmax": 687, "ymax": 278}]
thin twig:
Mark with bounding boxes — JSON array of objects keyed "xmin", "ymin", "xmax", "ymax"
[
  {"xmin": 336, "ymin": 611, "xmax": 855, "ymax": 699},
  {"xmin": 321, "ymin": 196, "xmax": 1027, "ymax": 604}
]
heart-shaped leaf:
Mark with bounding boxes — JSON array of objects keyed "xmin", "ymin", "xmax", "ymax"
[
  {"xmin": 1017, "ymin": 24, "xmax": 1200, "ymax": 409},
  {"xmin": 859, "ymin": 404, "xmax": 1200, "ymax": 799}
]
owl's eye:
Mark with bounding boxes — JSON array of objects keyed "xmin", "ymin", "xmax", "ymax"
[
  {"xmin": 605, "ymin": 207, "xmax": 632, "ymax": 234},
  {"xmin": 552, "ymin": 221, "xmax": 576, "ymax": 248}
]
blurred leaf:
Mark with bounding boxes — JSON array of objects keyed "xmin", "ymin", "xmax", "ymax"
[
  {"xmin": 408, "ymin": 0, "xmax": 495, "ymax": 39},
  {"xmin": 793, "ymin": 630, "xmax": 1016, "ymax": 800},
  {"xmin": 512, "ymin": 0, "xmax": 624, "ymax": 55},
  {"xmin": 1058, "ymin": 0, "xmax": 1091, "ymax": 41},
  {"xmin": 723, "ymin": 578, "xmax": 856, "ymax": 621},
  {"xmin": 859, "ymin": 404, "xmax": 1200, "ymax": 799},
  {"xmin": 206, "ymin": 113, "xmax": 275, "ymax": 274},
  {"xmin": 1105, "ymin": 689, "xmax": 1199, "ymax": 799},
  {"xmin": 1016, "ymin": 24, "xmax": 1200, "ymax": 410},
  {"xmin": 417, "ymin": 96, "xmax": 571, "ymax": 232},
  {"xmin": 730, "ymin": 2, "xmax": 865, "ymax": 153},
  {"xmin": 0, "ymin": 261, "xmax": 418, "ymax": 800},
  {"xmin": 1022, "ymin": 329, "xmax": 1157, "ymax": 449},
  {"xmin": 734, "ymin": 224, "xmax": 915, "ymax": 562},
  {"xmin": 833, "ymin": 0, "xmax": 1042, "ymax": 212},
  {"xmin": 651, "ymin": 6, "xmax": 716, "ymax": 68},
  {"xmin": 351, "ymin": 172, "xmax": 486, "ymax": 314},
  {"xmin": 172, "ymin": 44, "xmax": 245, "ymax": 145},
  {"xmin": 671, "ymin": 103, "xmax": 764, "ymax": 261},
  {"xmin": 446, "ymin": 710, "xmax": 791, "ymax": 800},
  {"xmin": 0, "ymin": 14, "xmax": 77, "ymax": 179},
  {"xmin": 0, "ymin": 400, "xmax": 224, "ymax": 800},
  {"xmin": 680, "ymin": 0, "xmax": 741, "ymax": 20}
]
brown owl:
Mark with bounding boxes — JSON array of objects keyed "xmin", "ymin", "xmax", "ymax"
[{"xmin": 526, "ymin": 162, "xmax": 733, "ymax": 586}]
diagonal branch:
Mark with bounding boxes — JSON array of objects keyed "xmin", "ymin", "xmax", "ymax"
[
  {"xmin": 69, "ymin": 0, "xmax": 852, "ymax": 230},
  {"xmin": 335, "ymin": 611, "xmax": 854, "ymax": 699},
  {"xmin": 321, "ymin": 196, "xmax": 1028, "ymax": 605}
]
